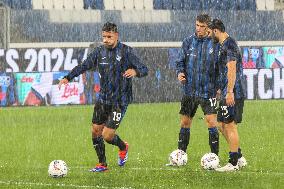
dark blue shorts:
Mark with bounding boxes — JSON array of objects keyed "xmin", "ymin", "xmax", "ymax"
[
  {"xmin": 217, "ymin": 98, "xmax": 244, "ymax": 124},
  {"xmin": 92, "ymin": 102, "xmax": 128, "ymax": 129},
  {"xmin": 179, "ymin": 96, "xmax": 217, "ymax": 118}
]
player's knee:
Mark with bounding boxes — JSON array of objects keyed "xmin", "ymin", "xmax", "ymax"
[
  {"xmin": 102, "ymin": 129, "xmax": 115, "ymax": 142},
  {"xmin": 206, "ymin": 118, "xmax": 217, "ymax": 127},
  {"xmin": 180, "ymin": 117, "xmax": 192, "ymax": 128},
  {"xmin": 92, "ymin": 124, "xmax": 103, "ymax": 137},
  {"xmin": 205, "ymin": 114, "xmax": 217, "ymax": 127}
]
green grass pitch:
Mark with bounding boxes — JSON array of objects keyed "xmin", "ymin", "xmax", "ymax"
[{"xmin": 0, "ymin": 100, "xmax": 283, "ymax": 189}]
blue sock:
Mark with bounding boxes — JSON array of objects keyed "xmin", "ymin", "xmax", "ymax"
[
  {"xmin": 105, "ymin": 135, "xmax": 126, "ymax": 150},
  {"xmin": 92, "ymin": 136, "xmax": 106, "ymax": 165},
  {"xmin": 178, "ymin": 128, "xmax": 190, "ymax": 152},
  {"xmin": 229, "ymin": 152, "xmax": 239, "ymax": 166},
  {"xmin": 208, "ymin": 127, "xmax": 219, "ymax": 155},
  {"xmin": 238, "ymin": 147, "xmax": 242, "ymax": 158}
]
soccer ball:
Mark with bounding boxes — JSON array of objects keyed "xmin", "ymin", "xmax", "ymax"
[
  {"xmin": 169, "ymin": 149, "xmax": 188, "ymax": 166},
  {"xmin": 200, "ymin": 153, "xmax": 220, "ymax": 170},
  {"xmin": 48, "ymin": 160, "xmax": 68, "ymax": 178}
]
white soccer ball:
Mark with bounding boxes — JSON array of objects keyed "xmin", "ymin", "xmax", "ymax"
[
  {"xmin": 48, "ymin": 160, "xmax": 68, "ymax": 178},
  {"xmin": 201, "ymin": 153, "xmax": 220, "ymax": 170},
  {"xmin": 169, "ymin": 149, "xmax": 188, "ymax": 166}
]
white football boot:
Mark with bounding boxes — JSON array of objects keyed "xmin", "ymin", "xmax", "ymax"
[
  {"xmin": 215, "ymin": 163, "xmax": 239, "ymax": 172},
  {"xmin": 238, "ymin": 156, "xmax": 247, "ymax": 168}
]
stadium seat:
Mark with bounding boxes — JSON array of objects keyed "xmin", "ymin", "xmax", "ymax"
[
  {"xmin": 84, "ymin": 0, "xmax": 93, "ymax": 9},
  {"xmin": 10, "ymin": 0, "xmax": 21, "ymax": 9},
  {"xmin": 134, "ymin": 0, "xmax": 144, "ymax": 9},
  {"xmin": 265, "ymin": 0, "xmax": 275, "ymax": 10},
  {"xmin": 172, "ymin": 0, "xmax": 183, "ymax": 10},
  {"xmin": 64, "ymin": 0, "xmax": 74, "ymax": 9},
  {"xmin": 42, "ymin": 0, "xmax": 53, "ymax": 9},
  {"xmin": 256, "ymin": 0, "xmax": 266, "ymax": 10},
  {"xmin": 54, "ymin": 0, "xmax": 64, "ymax": 9},
  {"xmin": 32, "ymin": 0, "xmax": 43, "ymax": 9},
  {"xmin": 153, "ymin": 0, "xmax": 163, "ymax": 9},
  {"xmin": 1, "ymin": 0, "xmax": 12, "ymax": 7},
  {"xmin": 124, "ymin": 0, "xmax": 134, "ymax": 9},
  {"xmin": 144, "ymin": 0, "xmax": 153, "ymax": 9},
  {"xmin": 182, "ymin": 0, "xmax": 202, "ymax": 10},
  {"xmin": 104, "ymin": 0, "xmax": 114, "ymax": 10},
  {"xmin": 74, "ymin": 0, "xmax": 84, "ymax": 9},
  {"xmin": 94, "ymin": 0, "xmax": 104, "ymax": 9},
  {"xmin": 113, "ymin": 0, "xmax": 124, "ymax": 10},
  {"xmin": 162, "ymin": 0, "xmax": 172, "ymax": 9}
]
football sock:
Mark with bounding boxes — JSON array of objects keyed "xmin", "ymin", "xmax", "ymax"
[
  {"xmin": 229, "ymin": 152, "xmax": 239, "ymax": 166},
  {"xmin": 208, "ymin": 127, "xmax": 219, "ymax": 155},
  {"xmin": 178, "ymin": 128, "xmax": 190, "ymax": 152},
  {"xmin": 92, "ymin": 136, "xmax": 106, "ymax": 165},
  {"xmin": 105, "ymin": 135, "xmax": 126, "ymax": 150},
  {"xmin": 238, "ymin": 147, "xmax": 242, "ymax": 158}
]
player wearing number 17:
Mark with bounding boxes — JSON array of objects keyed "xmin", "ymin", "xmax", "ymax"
[
  {"xmin": 173, "ymin": 14, "xmax": 220, "ymax": 161},
  {"xmin": 58, "ymin": 22, "xmax": 148, "ymax": 172}
]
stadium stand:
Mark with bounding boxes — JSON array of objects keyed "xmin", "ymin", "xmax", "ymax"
[
  {"xmin": 153, "ymin": 0, "xmax": 256, "ymax": 10},
  {"xmin": 0, "ymin": 0, "xmax": 282, "ymax": 43},
  {"xmin": 275, "ymin": 0, "xmax": 284, "ymax": 9}
]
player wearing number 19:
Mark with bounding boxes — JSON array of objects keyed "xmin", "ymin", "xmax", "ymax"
[
  {"xmin": 174, "ymin": 14, "xmax": 220, "ymax": 160},
  {"xmin": 58, "ymin": 22, "xmax": 148, "ymax": 172}
]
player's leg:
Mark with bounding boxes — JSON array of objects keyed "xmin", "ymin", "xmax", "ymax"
[
  {"xmin": 216, "ymin": 99, "xmax": 245, "ymax": 171},
  {"xmin": 205, "ymin": 114, "xmax": 219, "ymax": 155},
  {"xmin": 103, "ymin": 105, "xmax": 128, "ymax": 166},
  {"xmin": 90, "ymin": 102, "xmax": 108, "ymax": 172},
  {"xmin": 178, "ymin": 96, "xmax": 198, "ymax": 153},
  {"xmin": 218, "ymin": 122, "xmax": 243, "ymax": 161},
  {"xmin": 201, "ymin": 98, "xmax": 219, "ymax": 155}
]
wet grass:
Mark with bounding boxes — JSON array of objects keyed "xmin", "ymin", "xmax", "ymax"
[{"xmin": 0, "ymin": 100, "xmax": 283, "ymax": 189}]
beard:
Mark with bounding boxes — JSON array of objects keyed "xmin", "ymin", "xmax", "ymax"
[
  {"xmin": 211, "ymin": 33, "xmax": 219, "ymax": 44},
  {"xmin": 104, "ymin": 44, "xmax": 113, "ymax": 49}
]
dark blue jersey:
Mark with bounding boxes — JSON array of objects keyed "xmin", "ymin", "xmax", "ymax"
[
  {"xmin": 218, "ymin": 37, "xmax": 246, "ymax": 99},
  {"xmin": 176, "ymin": 34, "xmax": 219, "ymax": 98},
  {"xmin": 65, "ymin": 42, "xmax": 148, "ymax": 105}
]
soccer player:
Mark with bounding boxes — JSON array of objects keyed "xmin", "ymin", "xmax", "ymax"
[
  {"xmin": 58, "ymin": 22, "xmax": 148, "ymax": 172},
  {"xmin": 173, "ymin": 14, "xmax": 220, "ymax": 162},
  {"xmin": 209, "ymin": 19, "xmax": 246, "ymax": 172}
]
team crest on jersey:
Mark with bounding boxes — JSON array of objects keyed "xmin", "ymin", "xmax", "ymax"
[
  {"xmin": 209, "ymin": 48, "xmax": 213, "ymax": 54},
  {"xmin": 116, "ymin": 55, "xmax": 122, "ymax": 61}
]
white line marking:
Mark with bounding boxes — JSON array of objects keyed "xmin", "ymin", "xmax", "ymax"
[
  {"xmin": 70, "ymin": 166, "xmax": 284, "ymax": 175},
  {"xmin": 0, "ymin": 180, "xmax": 133, "ymax": 189}
]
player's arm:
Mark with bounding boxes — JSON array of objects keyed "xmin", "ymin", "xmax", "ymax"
[
  {"xmin": 226, "ymin": 60, "xmax": 236, "ymax": 106},
  {"xmin": 59, "ymin": 49, "xmax": 98, "ymax": 89},
  {"xmin": 176, "ymin": 40, "xmax": 188, "ymax": 83},
  {"xmin": 123, "ymin": 48, "xmax": 148, "ymax": 78}
]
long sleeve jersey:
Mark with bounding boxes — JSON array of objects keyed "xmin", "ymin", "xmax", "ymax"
[
  {"xmin": 176, "ymin": 34, "xmax": 219, "ymax": 98},
  {"xmin": 65, "ymin": 42, "xmax": 148, "ymax": 105}
]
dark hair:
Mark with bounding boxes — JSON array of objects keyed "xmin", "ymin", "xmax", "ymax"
[
  {"xmin": 209, "ymin": 19, "xmax": 225, "ymax": 32},
  {"xmin": 196, "ymin": 13, "xmax": 211, "ymax": 25},
  {"xmin": 102, "ymin": 22, "xmax": 118, "ymax": 32}
]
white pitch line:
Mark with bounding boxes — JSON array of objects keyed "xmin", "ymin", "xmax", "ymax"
[
  {"xmin": 70, "ymin": 166, "xmax": 284, "ymax": 175},
  {"xmin": 0, "ymin": 180, "xmax": 133, "ymax": 189}
]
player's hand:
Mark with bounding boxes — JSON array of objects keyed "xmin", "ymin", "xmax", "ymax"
[
  {"xmin": 216, "ymin": 89, "xmax": 221, "ymax": 101},
  {"xmin": 226, "ymin": 92, "xmax": 235, "ymax": 106},
  {"xmin": 123, "ymin": 69, "xmax": 137, "ymax": 78},
  {"xmin": 178, "ymin": 73, "xmax": 186, "ymax": 84},
  {"xmin": 58, "ymin": 78, "xmax": 69, "ymax": 90}
]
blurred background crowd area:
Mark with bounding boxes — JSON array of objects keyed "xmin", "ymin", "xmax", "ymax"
[{"xmin": 0, "ymin": 0, "xmax": 283, "ymax": 43}]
